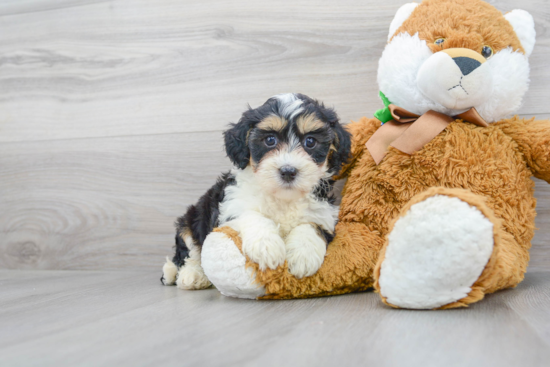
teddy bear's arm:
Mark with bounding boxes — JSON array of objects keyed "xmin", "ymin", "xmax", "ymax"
[
  {"xmin": 497, "ymin": 117, "xmax": 550, "ymax": 182},
  {"xmin": 335, "ymin": 117, "xmax": 380, "ymax": 179}
]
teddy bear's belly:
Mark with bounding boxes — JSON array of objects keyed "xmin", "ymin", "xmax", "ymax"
[{"xmin": 339, "ymin": 122, "xmax": 537, "ymax": 246}]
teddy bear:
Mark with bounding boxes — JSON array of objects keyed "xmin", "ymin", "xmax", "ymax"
[{"xmin": 199, "ymin": 0, "xmax": 547, "ymax": 309}]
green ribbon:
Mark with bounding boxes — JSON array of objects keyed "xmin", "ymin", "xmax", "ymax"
[{"xmin": 374, "ymin": 91, "xmax": 393, "ymax": 124}]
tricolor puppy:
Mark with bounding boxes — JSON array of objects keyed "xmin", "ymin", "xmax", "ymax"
[{"xmin": 161, "ymin": 93, "xmax": 351, "ymax": 290}]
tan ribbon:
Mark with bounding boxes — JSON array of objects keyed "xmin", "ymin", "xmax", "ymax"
[{"xmin": 366, "ymin": 105, "xmax": 488, "ymax": 164}]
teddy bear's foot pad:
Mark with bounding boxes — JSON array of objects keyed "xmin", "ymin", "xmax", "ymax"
[
  {"xmin": 202, "ymin": 231, "xmax": 266, "ymax": 299},
  {"xmin": 378, "ymin": 194, "xmax": 494, "ymax": 309}
]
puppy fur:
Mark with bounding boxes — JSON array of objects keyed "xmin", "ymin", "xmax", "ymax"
[{"xmin": 161, "ymin": 93, "xmax": 351, "ymax": 289}]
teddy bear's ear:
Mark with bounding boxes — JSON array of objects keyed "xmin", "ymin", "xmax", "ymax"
[
  {"xmin": 504, "ymin": 9, "xmax": 536, "ymax": 57},
  {"xmin": 388, "ymin": 2, "xmax": 419, "ymax": 41}
]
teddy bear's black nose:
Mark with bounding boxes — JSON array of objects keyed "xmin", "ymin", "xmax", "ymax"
[
  {"xmin": 279, "ymin": 166, "xmax": 297, "ymax": 183},
  {"xmin": 453, "ymin": 57, "xmax": 482, "ymax": 76}
]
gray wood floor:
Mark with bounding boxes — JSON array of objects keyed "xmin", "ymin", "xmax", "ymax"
[
  {"xmin": 1, "ymin": 269, "xmax": 550, "ymax": 367},
  {"xmin": 1, "ymin": 1, "xmax": 550, "ymax": 365}
]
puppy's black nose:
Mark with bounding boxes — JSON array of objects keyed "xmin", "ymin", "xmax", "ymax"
[
  {"xmin": 279, "ymin": 166, "xmax": 297, "ymax": 183},
  {"xmin": 453, "ymin": 57, "xmax": 481, "ymax": 76}
]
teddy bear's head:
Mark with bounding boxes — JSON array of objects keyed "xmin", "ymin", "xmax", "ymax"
[{"xmin": 378, "ymin": 0, "xmax": 536, "ymax": 122}]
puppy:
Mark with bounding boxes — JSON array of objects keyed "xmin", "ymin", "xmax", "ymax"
[{"xmin": 161, "ymin": 93, "xmax": 351, "ymax": 290}]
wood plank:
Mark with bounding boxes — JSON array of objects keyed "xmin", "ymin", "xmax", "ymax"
[
  {"xmin": 0, "ymin": 131, "xmax": 231, "ymax": 270},
  {"xmin": 1, "ymin": 131, "xmax": 549, "ymax": 271},
  {"xmin": 534, "ymin": 179, "xmax": 550, "ymax": 269},
  {"xmin": 504, "ymin": 269, "xmax": 550, "ymax": 346},
  {"xmin": 0, "ymin": 270, "xmax": 549, "ymax": 367},
  {"xmin": 0, "ymin": 0, "xmax": 548, "ymax": 143}
]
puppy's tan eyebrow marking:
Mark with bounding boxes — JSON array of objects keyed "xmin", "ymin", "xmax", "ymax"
[
  {"xmin": 257, "ymin": 115, "xmax": 288, "ymax": 131},
  {"xmin": 296, "ymin": 114, "xmax": 325, "ymax": 134}
]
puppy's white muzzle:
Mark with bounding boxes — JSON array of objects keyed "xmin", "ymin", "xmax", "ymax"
[
  {"xmin": 417, "ymin": 48, "xmax": 492, "ymax": 110},
  {"xmin": 257, "ymin": 148, "xmax": 324, "ymax": 201}
]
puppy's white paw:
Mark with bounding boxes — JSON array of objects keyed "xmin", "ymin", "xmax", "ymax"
[
  {"xmin": 176, "ymin": 258, "xmax": 211, "ymax": 290},
  {"xmin": 242, "ymin": 231, "xmax": 286, "ymax": 271},
  {"xmin": 161, "ymin": 257, "xmax": 178, "ymax": 285},
  {"xmin": 286, "ymin": 224, "xmax": 327, "ymax": 279}
]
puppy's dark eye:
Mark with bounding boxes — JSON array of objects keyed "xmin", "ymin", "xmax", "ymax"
[
  {"xmin": 481, "ymin": 45, "xmax": 493, "ymax": 59},
  {"xmin": 265, "ymin": 136, "xmax": 277, "ymax": 147},
  {"xmin": 304, "ymin": 137, "xmax": 317, "ymax": 149},
  {"xmin": 435, "ymin": 38, "xmax": 446, "ymax": 46}
]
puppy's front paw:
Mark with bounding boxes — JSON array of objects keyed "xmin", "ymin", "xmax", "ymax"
[
  {"xmin": 286, "ymin": 224, "xmax": 327, "ymax": 279},
  {"xmin": 242, "ymin": 231, "xmax": 286, "ymax": 271}
]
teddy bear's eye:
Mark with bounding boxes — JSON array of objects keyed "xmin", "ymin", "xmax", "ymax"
[
  {"xmin": 435, "ymin": 38, "xmax": 446, "ymax": 46},
  {"xmin": 481, "ymin": 45, "xmax": 494, "ymax": 59}
]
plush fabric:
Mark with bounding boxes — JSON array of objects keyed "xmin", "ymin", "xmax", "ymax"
[
  {"xmin": 213, "ymin": 225, "xmax": 382, "ymax": 299},
  {"xmin": 202, "ymin": 230, "xmax": 266, "ymax": 299},
  {"xmin": 376, "ymin": 193, "xmax": 495, "ymax": 309},
  {"xmin": 378, "ymin": 0, "xmax": 534, "ymax": 122},
  {"xmin": 392, "ymin": 0, "xmax": 525, "ymax": 54}
]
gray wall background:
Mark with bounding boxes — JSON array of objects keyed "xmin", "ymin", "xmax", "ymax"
[{"xmin": 1, "ymin": 0, "xmax": 549, "ymax": 271}]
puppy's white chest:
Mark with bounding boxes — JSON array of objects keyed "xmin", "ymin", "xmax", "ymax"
[
  {"xmin": 251, "ymin": 193, "xmax": 336, "ymax": 238},
  {"xmin": 259, "ymin": 198, "xmax": 309, "ymax": 237},
  {"xmin": 218, "ymin": 168, "xmax": 337, "ymax": 236}
]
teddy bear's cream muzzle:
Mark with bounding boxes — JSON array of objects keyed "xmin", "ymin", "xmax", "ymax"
[{"xmin": 417, "ymin": 47, "xmax": 493, "ymax": 111}]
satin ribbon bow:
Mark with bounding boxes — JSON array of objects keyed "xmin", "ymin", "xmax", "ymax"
[{"xmin": 366, "ymin": 104, "xmax": 488, "ymax": 164}]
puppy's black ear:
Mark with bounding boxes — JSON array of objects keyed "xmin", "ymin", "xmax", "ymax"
[
  {"xmin": 224, "ymin": 109, "xmax": 255, "ymax": 169},
  {"xmin": 329, "ymin": 122, "xmax": 352, "ymax": 175},
  {"xmin": 318, "ymin": 106, "xmax": 351, "ymax": 175}
]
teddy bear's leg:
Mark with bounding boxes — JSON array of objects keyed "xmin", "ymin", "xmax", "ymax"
[
  {"xmin": 203, "ymin": 222, "xmax": 384, "ymax": 299},
  {"xmin": 201, "ymin": 228, "xmax": 266, "ymax": 299},
  {"xmin": 374, "ymin": 187, "xmax": 528, "ymax": 310}
]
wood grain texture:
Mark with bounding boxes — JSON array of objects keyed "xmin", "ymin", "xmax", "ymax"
[
  {"xmin": 0, "ymin": 270, "xmax": 549, "ymax": 367},
  {"xmin": 0, "ymin": 0, "xmax": 549, "ymax": 143},
  {"xmin": 0, "ymin": 0, "xmax": 549, "ymax": 271},
  {"xmin": 0, "ymin": 131, "xmax": 231, "ymax": 270}
]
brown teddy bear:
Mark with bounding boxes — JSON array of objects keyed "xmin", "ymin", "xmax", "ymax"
[{"xmin": 199, "ymin": 0, "xmax": 547, "ymax": 309}]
